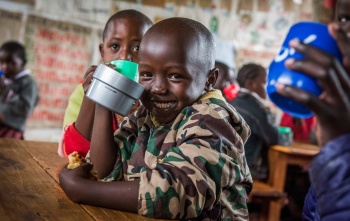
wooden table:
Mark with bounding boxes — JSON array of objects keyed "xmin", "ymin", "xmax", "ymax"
[
  {"xmin": 0, "ymin": 138, "xmax": 168, "ymax": 221},
  {"xmin": 266, "ymin": 142, "xmax": 320, "ymax": 220}
]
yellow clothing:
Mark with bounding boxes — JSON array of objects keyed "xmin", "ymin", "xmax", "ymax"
[{"xmin": 63, "ymin": 84, "xmax": 84, "ymax": 128}]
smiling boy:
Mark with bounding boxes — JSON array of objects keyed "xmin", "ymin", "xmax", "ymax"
[{"xmin": 59, "ymin": 17, "xmax": 252, "ymax": 220}]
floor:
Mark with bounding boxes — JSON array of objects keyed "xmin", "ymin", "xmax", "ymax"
[{"xmin": 24, "ymin": 127, "xmax": 63, "ymax": 142}]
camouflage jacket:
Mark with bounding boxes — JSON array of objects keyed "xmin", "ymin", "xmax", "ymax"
[{"xmin": 105, "ymin": 90, "xmax": 252, "ymax": 220}]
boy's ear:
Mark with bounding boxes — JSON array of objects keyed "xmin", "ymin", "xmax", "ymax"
[
  {"xmin": 99, "ymin": 43, "xmax": 104, "ymax": 58},
  {"xmin": 205, "ymin": 67, "xmax": 219, "ymax": 91}
]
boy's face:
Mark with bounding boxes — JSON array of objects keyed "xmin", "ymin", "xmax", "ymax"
[
  {"xmin": 336, "ymin": 0, "xmax": 350, "ymax": 35},
  {"xmin": 99, "ymin": 17, "xmax": 150, "ymax": 63},
  {"xmin": 0, "ymin": 50, "xmax": 24, "ymax": 79},
  {"xmin": 248, "ymin": 71, "xmax": 267, "ymax": 100},
  {"xmin": 138, "ymin": 32, "xmax": 210, "ymax": 125}
]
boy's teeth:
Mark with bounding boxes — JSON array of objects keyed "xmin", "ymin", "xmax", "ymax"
[{"xmin": 154, "ymin": 102, "xmax": 173, "ymax": 109}]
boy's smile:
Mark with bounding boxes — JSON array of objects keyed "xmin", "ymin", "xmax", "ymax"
[{"xmin": 153, "ymin": 101, "xmax": 176, "ymax": 109}]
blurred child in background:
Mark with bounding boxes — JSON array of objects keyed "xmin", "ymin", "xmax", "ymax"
[
  {"xmin": 0, "ymin": 41, "xmax": 39, "ymax": 139},
  {"xmin": 213, "ymin": 60, "xmax": 239, "ymax": 101}
]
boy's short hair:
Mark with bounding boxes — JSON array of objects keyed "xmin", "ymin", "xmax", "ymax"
[
  {"xmin": 0, "ymin": 41, "xmax": 27, "ymax": 64},
  {"xmin": 236, "ymin": 63, "xmax": 265, "ymax": 87},
  {"xmin": 215, "ymin": 61, "xmax": 231, "ymax": 72},
  {"xmin": 215, "ymin": 60, "xmax": 236, "ymax": 78},
  {"xmin": 143, "ymin": 17, "xmax": 215, "ymax": 71},
  {"xmin": 102, "ymin": 9, "xmax": 153, "ymax": 41}
]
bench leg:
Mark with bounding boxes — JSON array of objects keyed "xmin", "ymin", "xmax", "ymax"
[{"xmin": 268, "ymin": 199, "xmax": 283, "ymax": 221}]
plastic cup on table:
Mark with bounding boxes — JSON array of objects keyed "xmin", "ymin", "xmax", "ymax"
[{"xmin": 278, "ymin": 126, "xmax": 293, "ymax": 146}]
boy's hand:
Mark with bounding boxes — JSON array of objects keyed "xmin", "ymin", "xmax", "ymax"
[
  {"xmin": 106, "ymin": 63, "xmax": 116, "ymax": 70},
  {"xmin": 59, "ymin": 163, "xmax": 93, "ymax": 200},
  {"xmin": 82, "ymin": 64, "xmax": 116, "ymax": 94},
  {"xmin": 82, "ymin": 65, "xmax": 97, "ymax": 94},
  {"xmin": 275, "ymin": 24, "xmax": 350, "ymax": 146}
]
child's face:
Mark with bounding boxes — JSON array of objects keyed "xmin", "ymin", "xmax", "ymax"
[
  {"xmin": 138, "ymin": 32, "xmax": 210, "ymax": 125},
  {"xmin": 250, "ymin": 71, "xmax": 267, "ymax": 100},
  {"xmin": 99, "ymin": 18, "xmax": 150, "ymax": 64},
  {"xmin": 0, "ymin": 50, "xmax": 24, "ymax": 79},
  {"xmin": 336, "ymin": 0, "xmax": 350, "ymax": 35}
]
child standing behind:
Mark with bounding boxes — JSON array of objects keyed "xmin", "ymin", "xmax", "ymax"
[
  {"xmin": 0, "ymin": 41, "xmax": 39, "ymax": 139},
  {"xmin": 231, "ymin": 63, "xmax": 279, "ymax": 180},
  {"xmin": 58, "ymin": 10, "xmax": 153, "ymax": 158},
  {"xmin": 59, "ymin": 17, "xmax": 252, "ymax": 220},
  {"xmin": 280, "ymin": 113, "xmax": 317, "ymax": 143}
]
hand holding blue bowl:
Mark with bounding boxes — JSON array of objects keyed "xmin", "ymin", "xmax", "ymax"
[{"xmin": 267, "ymin": 21, "xmax": 343, "ymax": 118}]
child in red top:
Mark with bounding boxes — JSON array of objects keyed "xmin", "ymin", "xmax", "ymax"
[
  {"xmin": 58, "ymin": 10, "xmax": 153, "ymax": 158},
  {"xmin": 280, "ymin": 113, "xmax": 316, "ymax": 143}
]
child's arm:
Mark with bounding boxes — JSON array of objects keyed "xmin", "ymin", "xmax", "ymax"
[
  {"xmin": 73, "ymin": 65, "xmax": 97, "ymax": 140},
  {"xmin": 59, "ymin": 66, "xmax": 97, "ymax": 158},
  {"xmin": 59, "ymin": 163, "xmax": 139, "ymax": 212},
  {"xmin": 90, "ymin": 104, "xmax": 118, "ymax": 179},
  {"xmin": 0, "ymin": 76, "xmax": 38, "ymax": 128}
]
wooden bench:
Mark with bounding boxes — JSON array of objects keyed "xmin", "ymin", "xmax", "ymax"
[{"xmin": 248, "ymin": 180, "xmax": 285, "ymax": 221}]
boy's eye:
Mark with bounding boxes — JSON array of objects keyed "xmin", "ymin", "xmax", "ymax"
[
  {"xmin": 338, "ymin": 16, "xmax": 350, "ymax": 23},
  {"xmin": 110, "ymin": 44, "xmax": 120, "ymax": 51},
  {"xmin": 169, "ymin": 73, "xmax": 184, "ymax": 80},
  {"xmin": 131, "ymin": 45, "xmax": 140, "ymax": 52},
  {"xmin": 139, "ymin": 72, "xmax": 152, "ymax": 78}
]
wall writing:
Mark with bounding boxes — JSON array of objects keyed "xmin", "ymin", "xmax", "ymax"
[
  {"xmin": 24, "ymin": 15, "xmax": 93, "ymax": 128},
  {"xmin": 35, "ymin": 0, "xmax": 111, "ymax": 23}
]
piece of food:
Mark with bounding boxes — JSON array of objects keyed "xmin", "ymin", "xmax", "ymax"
[
  {"xmin": 67, "ymin": 151, "xmax": 98, "ymax": 180},
  {"xmin": 67, "ymin": 151, "xmax": 86, "ymax": 169}
]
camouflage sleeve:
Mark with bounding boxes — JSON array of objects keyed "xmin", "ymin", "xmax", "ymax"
[{"xmin": 138, "ymin": 102, "xmax": 252, "ymax": 220}]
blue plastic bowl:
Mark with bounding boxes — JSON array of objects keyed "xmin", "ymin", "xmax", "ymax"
[{"xmin": 267, "ymin": 21, "xmax": 342, "ymax": 118}]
